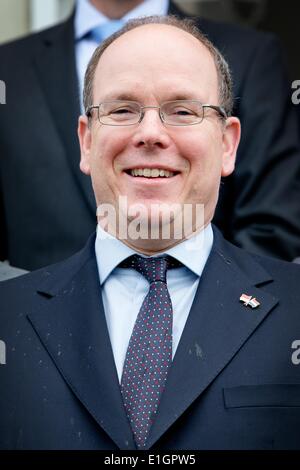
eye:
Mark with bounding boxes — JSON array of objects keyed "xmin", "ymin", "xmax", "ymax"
[
  {"xmin": 164, "ymin": 103, "xmax": 199, "ymax": 117},
  {"xmin": 110, "ymin": 106, "xmax": 135, "ymax": 115},
  {"xmin": 172, "ymin": 107, "xmax": 196, "ymax": 116},
  {"xmin": 106, "ymin": 103, "xmax": 140, "ymax": 122}
]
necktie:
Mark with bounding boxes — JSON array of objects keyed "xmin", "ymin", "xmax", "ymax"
[
  {"xmin": 89, "ymin": 19, "xmax": 125, "ymax": 43},
  {"xmin": 120, "ymin": 255, "xmax": 181, "ymax": 449}
]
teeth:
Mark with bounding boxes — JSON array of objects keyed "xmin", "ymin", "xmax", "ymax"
[
  {"xmin": 151, "ymin": 169, "xmax": 160, "ymax": 177},
  {"xmin": 130, "ymin": 168, "xmax": 175, "ymax": 178}
]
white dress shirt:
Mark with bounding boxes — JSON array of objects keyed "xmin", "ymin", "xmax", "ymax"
[
  {"xmin": 95, "ymin": 224, "xmax": 213, "ymax": 382},
  {"xmin": 74, "ymin": 0, "xmax": 169, "ymax": 108}
]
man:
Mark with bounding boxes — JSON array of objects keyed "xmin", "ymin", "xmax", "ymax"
[
  {"xmin": 1, "ymin": 16, "xmax": 300, "ymax": 450},
  {"xmin": 0, "ymin": 0, "xmax": 300, "ymax": 270}
]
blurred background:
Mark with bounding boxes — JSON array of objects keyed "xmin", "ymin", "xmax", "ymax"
[{"xmin": 0, "ymin": 0, "xmax": 298, "ymax": 80}]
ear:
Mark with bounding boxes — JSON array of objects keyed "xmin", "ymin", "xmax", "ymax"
[
  {"xmin": 78, "ymin": 115, "xmax": 92, "ymax": 175},
  {"xmin": 221, "ymin": 117, "xmax": 241, "ymax": 177}
]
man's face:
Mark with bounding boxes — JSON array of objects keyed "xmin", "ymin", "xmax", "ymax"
[{"xmin": 79, "ymin": 24, "xmax": 240, "ymax": 250}]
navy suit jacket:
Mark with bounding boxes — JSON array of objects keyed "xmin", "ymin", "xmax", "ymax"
[
  {"xmin": 1, "ymin": 227, "xmax": 300, "ymax": 450},
  {"xmin": 0, "ymin": 3, "xmax": 300, "ymax": 270}
]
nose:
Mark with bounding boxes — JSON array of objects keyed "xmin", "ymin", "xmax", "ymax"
[{"xmin": 131, "ymin": 107, "xmax": 172, "ymax": 150}]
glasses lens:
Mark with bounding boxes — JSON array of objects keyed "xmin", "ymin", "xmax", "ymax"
[
  {"xmin": 99, "ymin": 101, "xmax": 141, "ymax": 125},
  {"xmin": 161, "ymin": 100, "xmax": 204, "ymax": 125}
]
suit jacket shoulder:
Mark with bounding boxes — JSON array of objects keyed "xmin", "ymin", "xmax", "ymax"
[{"xmin": 0, "ymin": 15, "xmax": 73, "ymax": 57}]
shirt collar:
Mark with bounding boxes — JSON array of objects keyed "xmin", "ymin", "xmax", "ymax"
[
  {"xmin": 95, "ymin": 223, "xmax": 214, "ymax": 285},
  {"xmin": 75, "ymin": 0, "xmax": 170, "ymax": 41}
]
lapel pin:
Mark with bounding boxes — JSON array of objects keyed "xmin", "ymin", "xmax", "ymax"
[{"xmin": 240, "ymin": 294, "xmax": 260, "ymax": 309}]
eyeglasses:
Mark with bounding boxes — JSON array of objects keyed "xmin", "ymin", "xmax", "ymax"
[{"xmin": 86, "ymin": 100, "xmax": 227, "ymax": 126}]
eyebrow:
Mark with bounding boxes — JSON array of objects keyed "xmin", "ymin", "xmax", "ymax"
[
  {"xmin": 165, "ymin": 92, "xmax": 204, "ymax": 101},
  {"xmin": 101, "ymin": 93, "xmax": 138, "ymax": 102},
  {"xmin": 100, "ymin": 91, "xmax": 205, "ymax": 103}
]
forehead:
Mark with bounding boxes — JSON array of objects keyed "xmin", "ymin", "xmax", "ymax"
[{"xmin": 93, "ymin": 24, "xmax": 219, "ymax": 101}]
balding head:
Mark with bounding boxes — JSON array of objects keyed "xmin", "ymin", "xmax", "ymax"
[{"xmin": 83, "ymin": 16, "xmax": 233, "ymax": 117}]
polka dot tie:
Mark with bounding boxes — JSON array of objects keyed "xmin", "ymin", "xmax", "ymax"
[{"xmin": 119, "ymin": 255, "xmax": 181, "ymax": 449}]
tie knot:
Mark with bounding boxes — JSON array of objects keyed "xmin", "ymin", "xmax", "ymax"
[
  {"xmin": 89, "ymin": 20, "xmax": 125, "ymax": 43},
  {"xmin": 120, "ymin": 255, "xmax": 181, "ymax": 284}
]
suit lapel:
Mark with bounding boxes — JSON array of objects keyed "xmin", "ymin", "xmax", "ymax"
[
  {"xmin": 33, "ymin": 15, "xmax": 95, "ymax": 215},
  {"xmin": 28, "ymin": 236, "xmax": 135, "ymax": 450},
  {"xmin": 27, "ymin": 230, "xmax": 279, "ymax": 449},
  {"xmin": 146, "ymin": 230, "xmax": 279, "ymax": 449}
]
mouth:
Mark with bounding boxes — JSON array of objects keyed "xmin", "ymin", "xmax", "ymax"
[{"xmin": 124, "ymin": 167, "xmax": 180, "ymax": 179}]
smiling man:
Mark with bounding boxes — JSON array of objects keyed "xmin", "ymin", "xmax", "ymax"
[
  {"xmin": 1, "ymin": 16, "xmax": 300, "ymax": 451},
  {"xmin": 78, "ymin": 17, "xmax": 240, "ymax": 254}
]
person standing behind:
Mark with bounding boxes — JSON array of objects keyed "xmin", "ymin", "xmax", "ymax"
[{"xmin": 0, "ymin": 0, "xmax": 300, "ymax": 270}]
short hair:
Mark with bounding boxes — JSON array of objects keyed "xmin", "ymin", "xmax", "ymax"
[{"xmin": 83, "ymin": 15, "xmax": 234, "ymax": 117}]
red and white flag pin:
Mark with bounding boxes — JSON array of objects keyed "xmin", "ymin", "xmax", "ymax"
[{"xmin": 240, "ymin": 294, "xmax": 260, "ymax": 309}]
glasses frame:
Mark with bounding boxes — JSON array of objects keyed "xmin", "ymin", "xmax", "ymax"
[{"xmin": 86, "ymin": 100, "xmax": 227, "ymax": 126}]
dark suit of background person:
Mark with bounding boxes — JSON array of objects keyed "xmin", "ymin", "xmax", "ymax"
[
  {"xmin": 1, "ymin": 0, "xmax": 300, "ymax": 270},
  {"xmin": 1, "ymin": 229, "xmax": 300, "ymax": 450}
]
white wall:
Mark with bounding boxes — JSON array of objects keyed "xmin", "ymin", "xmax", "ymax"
[
  {"xmin": 0, "ymin": 0, "xmax": 74, "ymax": 44},
  {"xmin": 30, "ymin": 0, "xmax": 74, "ymax": 32},
  {"xmin": 0, "ymin": 0, "xmax": 29, "ymax": 43}
]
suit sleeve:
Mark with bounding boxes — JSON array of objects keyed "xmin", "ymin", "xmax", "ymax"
[{"xmin": 228, "ymin": 34, "xmax": 300, "ymax": 261}]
